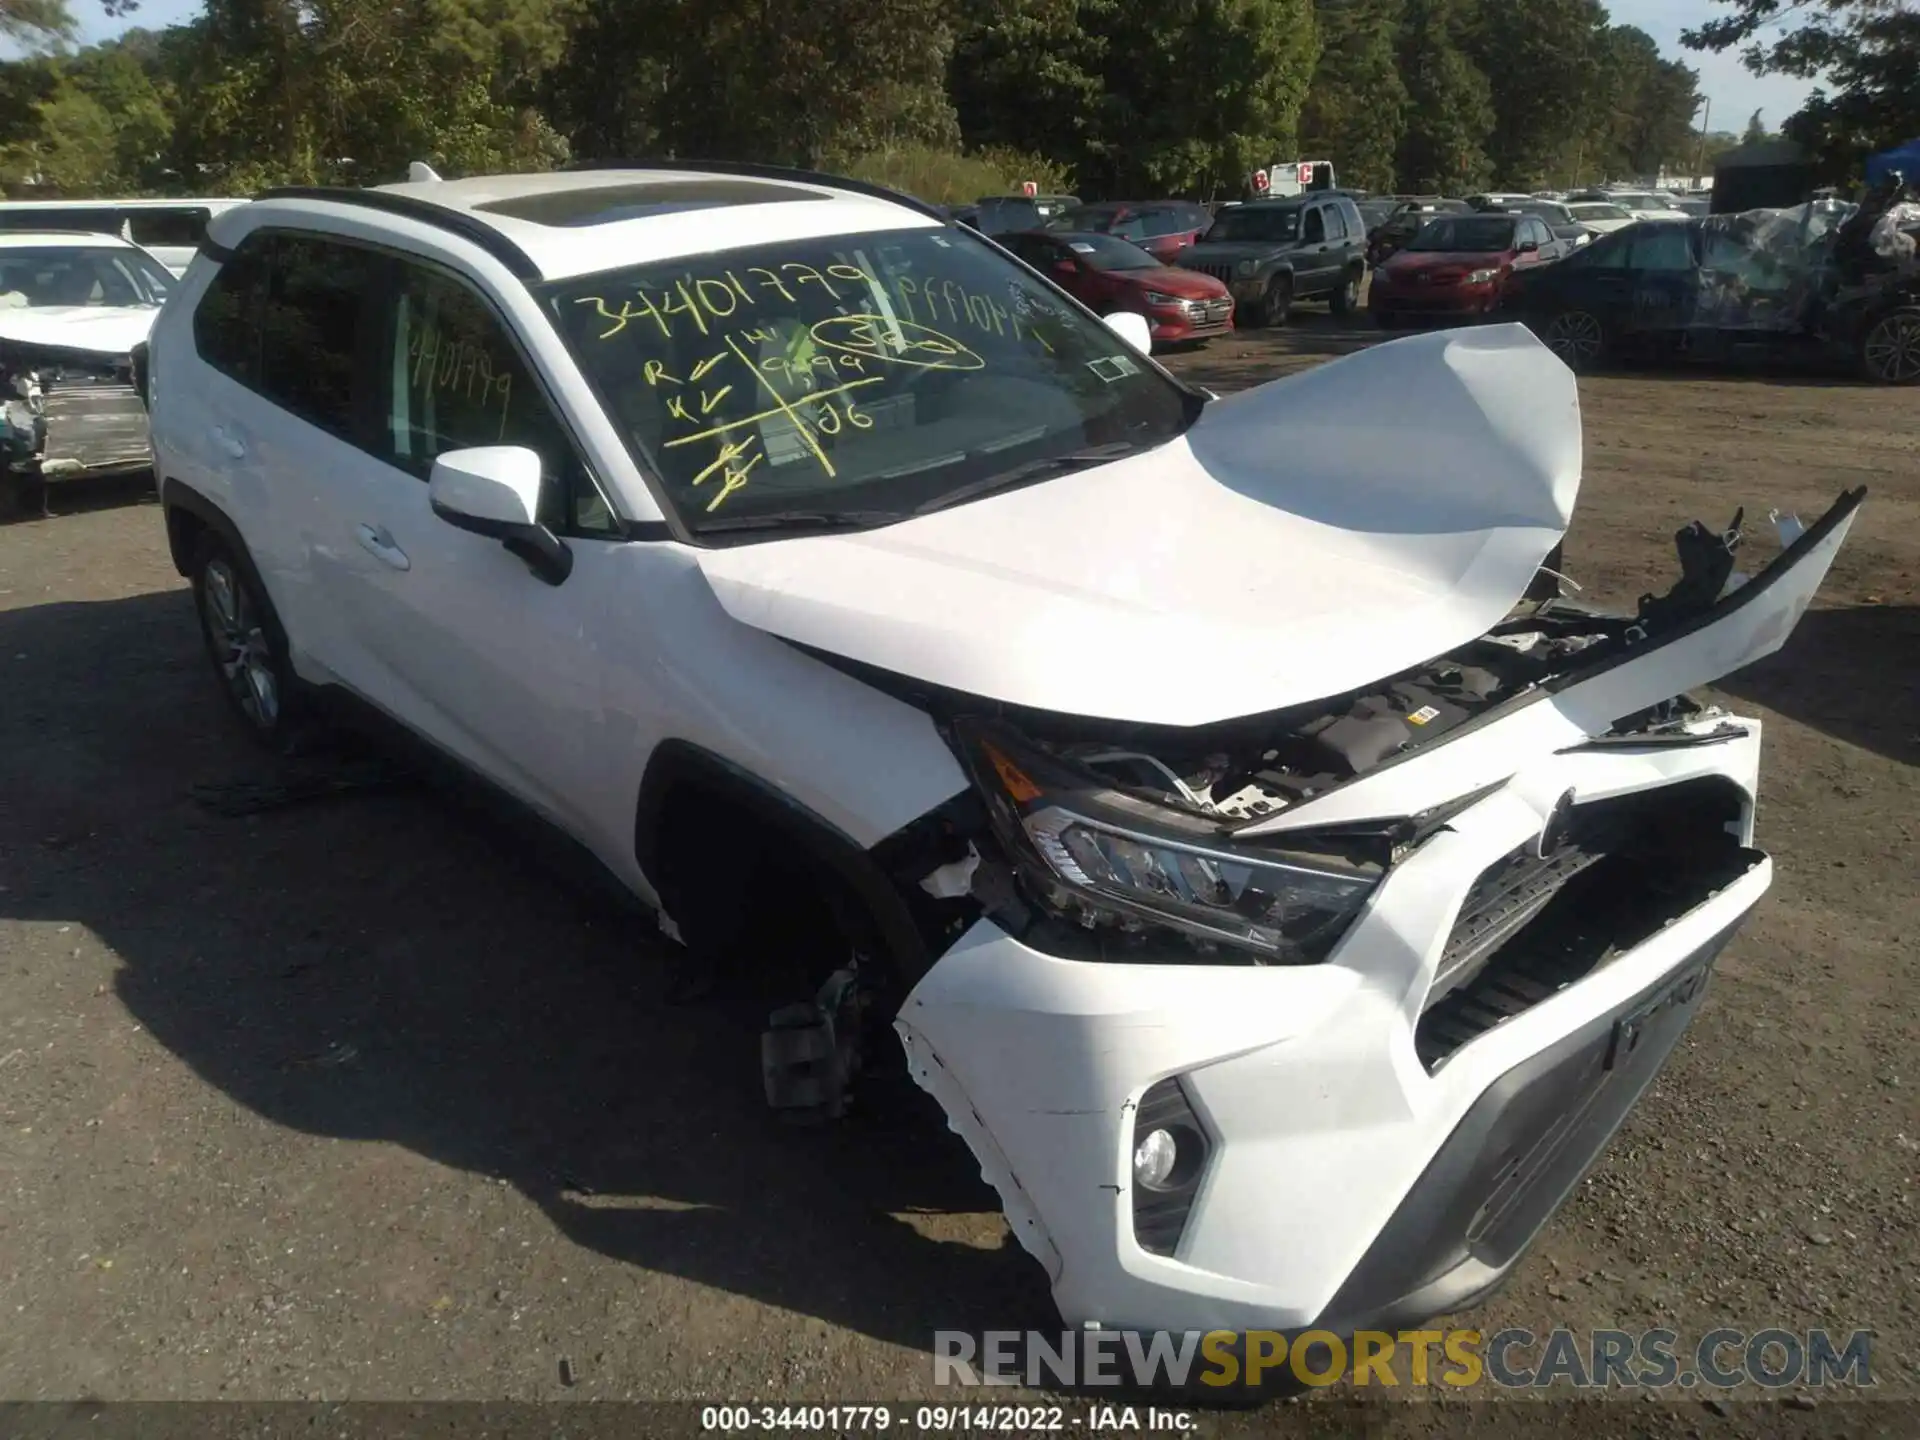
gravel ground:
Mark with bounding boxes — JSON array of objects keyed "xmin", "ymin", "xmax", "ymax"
[{"xmin": 0, "ymin": 315, "xmax": 1914, "ymax": 1434}]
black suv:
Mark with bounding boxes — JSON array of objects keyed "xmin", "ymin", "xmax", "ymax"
[{"xmin": 1177, "ymin": 195, "xmax": 1369, "ymax": 326}]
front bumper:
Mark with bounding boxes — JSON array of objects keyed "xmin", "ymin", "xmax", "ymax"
[
  {"xmin": 1371, "ymin": 283, "xmax": 1504, "ymax": 319},
  {"xmin": 896, "ymin": 729, "xmax": 1768, "ymax": 1335}
]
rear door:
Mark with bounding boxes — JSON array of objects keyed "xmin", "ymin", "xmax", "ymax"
[
  {"xmin": 1622, "ymin": 224, "xmax": 1699, "ymax": 338},
  {"xmin": 1299, "ymin": 203, "xmax": 1336, "ymax": 294}
]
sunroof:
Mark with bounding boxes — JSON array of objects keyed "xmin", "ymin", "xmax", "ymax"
[{"xmin": 476, "ymin": 180, "xmax": 833, "ymax": 228}]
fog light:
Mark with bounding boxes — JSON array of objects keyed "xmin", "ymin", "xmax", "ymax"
[
  {"xmin": 1133, "ymin": 1128, "xmax": 1178, "ymax": 1190},
  {"xmin": 1131, "ymin": 1077, "xmax": 1211, "ymax": 1256}
]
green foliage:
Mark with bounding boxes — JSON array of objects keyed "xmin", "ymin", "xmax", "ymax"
[
  {"xmin": 1394, "ymin": 0, "xmax": 1493, "ymax": 193},
  {"xmin": 1299, "ymin": 0, "xmax": 1409, "ymax": 193},
  {"xmin": 839, "ymin": 143, "xmax": 1072, "ymax": 204},
  {"xmin": 1744, "ymin": 109, "xmax": 1768, "ymax": 144},
  {"xmin": 1685, "ymin": 0, "xmax": 1919, "ymax": 183}
]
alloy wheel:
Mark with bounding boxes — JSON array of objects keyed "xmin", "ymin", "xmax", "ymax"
[
  {"xmin": 1863, "ymin": 312, "xmax": 1920, "ymax": 385},
  {"xmin": 201, "ymin": 558, "xmax": 280, "ymax": 730},
  {"xmin": 1544, "ymin": 310, "xmax": 1604, "ymax": 366}
]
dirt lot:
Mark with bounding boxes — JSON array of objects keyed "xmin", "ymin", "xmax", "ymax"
[{"xmin": 1, "ymin": 317, "xmax": 1915, "ymax": 1432}]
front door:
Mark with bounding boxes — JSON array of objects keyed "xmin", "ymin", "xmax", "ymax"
[{"xmin": 320, "ymin": 254, "xmax": 631, "ymax": 833}]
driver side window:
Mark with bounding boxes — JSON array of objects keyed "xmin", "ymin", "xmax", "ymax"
[{"xmin": 380, "ymin": 260, "xmax": 618, "ymax": 536}]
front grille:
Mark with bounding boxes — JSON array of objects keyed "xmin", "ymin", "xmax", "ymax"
[
  {"xmin": 1182, "ymin": 297, "xmax": 1232, "ymax": 325},
  {"xmin": 1416, "ymin": 778, "xmax": 1758, "ymax": 1070},
  {"xmin": 1188, "ymin": 264, "xmax": 1236, "ymax": 287}
]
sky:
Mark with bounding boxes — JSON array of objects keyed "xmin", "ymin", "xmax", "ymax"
[{"xmin": 52, "ymin": 0, "xmax": 1822, "ymax": 136}]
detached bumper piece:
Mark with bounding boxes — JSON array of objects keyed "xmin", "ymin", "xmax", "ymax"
[{"xmin": 1314, "ymin": 916, "xmax": 1742, "ymax": 1337}]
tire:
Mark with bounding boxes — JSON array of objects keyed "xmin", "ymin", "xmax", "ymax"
[
  {"xmin": 188, "ymin": 530, "xmax": 306, "ymax": 752},
  {"xmin": 1541, "ymin": 307, "xmax": 1607, "ymax": 370},
  {"xmin": 5, "ymin": 474, "xmax": 49, "ymax": 519},
  {"xmin": 1251, "ymin": 274, "xmax": 1293, "ymax": 328},
  {"xmin": 1331, "ymin": 269, "xmax": 1361, "ymax": 316},
  {"xmin": 1860, "ymin": 307, "xmax": 1920, "ymax": 385}
]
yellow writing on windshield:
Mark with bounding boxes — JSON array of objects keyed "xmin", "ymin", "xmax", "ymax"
[{"xmin": 810, "ymin": 315, "xmax": 985, "ymax": 371}]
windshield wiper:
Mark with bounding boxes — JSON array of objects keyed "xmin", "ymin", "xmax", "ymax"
[
  {"xmin": 695, "ymin": 509, "xmax": 905, "ymax": 535},
  {"xmin": 911, "ymin": 440, "xmax": 1150, "ymax": 517}
]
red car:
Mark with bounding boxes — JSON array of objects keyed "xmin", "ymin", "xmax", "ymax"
[
  {"xmin": 999, "ymin": 230, "xmax": 1234, "ymax": 344},
  {"xmin": 1369, "ymin": 212, "xmax": 1568, "ymax": 328},
  {"xmin": 1041, "ymin": 201, "xmax": 1213, "ymax": 263}
]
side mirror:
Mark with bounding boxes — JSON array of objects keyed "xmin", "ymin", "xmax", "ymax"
[
  {"xmin": 1102, "ymin": 309, "xmax": 1153, "ymax": 355},
  {"xmin": 428, "ymin": 445, "xmax": 572, "ymax": 586},
  {"xmin": 1517, "ymin": 239, "xmax": 1540, "ymax": 254},
  {"xmin": 1052, "ymin": 258, "xmax": 1080, "ymax": 278}
]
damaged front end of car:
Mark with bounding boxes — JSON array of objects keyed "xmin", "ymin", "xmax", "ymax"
[
  {"xmin": 880, "ymin": 484, "xmax": 1862, "ymax": 1338},
  {"xmin": 0, "ymin": 339, "xmax": 151, "ymax": 514}
]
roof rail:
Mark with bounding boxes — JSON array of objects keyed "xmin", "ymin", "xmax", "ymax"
[
  {"xmin": 253, "ymin": 185, "xmax": 541, "ymax": 279},
  {"xmin": 558, "ymin": 157, "xmax": 952, "ymax": 224}
]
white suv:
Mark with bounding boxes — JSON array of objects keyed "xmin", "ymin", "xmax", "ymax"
[{"xmin": 145, "ymin": 164, "xmax": 1862, "ymax": 1343}]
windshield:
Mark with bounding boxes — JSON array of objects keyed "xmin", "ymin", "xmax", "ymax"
[
  {"xmin": 0, "ymin": 245, "xmax": 172, "ymax": 308},
  {"xmin": 1514, "ymin": 201, "xmax": 1572, "ymax": 224},
  {"xmin": 544, "ymin": 226, "xmax": 1198, "ymax": 536},
  {"xmin": 1405, "ymin": 216, "xmax": 1518, "ymax": 253},
  {"xmin": 1570, "ymin": 203, "xmax": 1631, "ymax": 221},
  {"xmin": 1060, "ymin": 233, "xmax": 1161, "ymax": 271},
  {"xmin": 1204, "ymin": 206, "xmax": 1301, "ymax": 243}
]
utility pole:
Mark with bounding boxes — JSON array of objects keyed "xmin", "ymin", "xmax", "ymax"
[{"xmin": 1694, "ymin": 96, "xmax": 1712, "ymax": 186}]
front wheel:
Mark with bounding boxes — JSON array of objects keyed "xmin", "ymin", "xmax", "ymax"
[
  {"xmin": 190, "ymin": 531, "xmax": 306, "ymax": 751},
  {"xmin": 1860, "ymin": 307, "xmax": 1920, "ymax": 385},
  {"xmin": 1541, "ymin": 308, "xmax": 1607, "ymax": 370},
  {"xmin": 1330, "ymin": 270, "xmax": 1361, "ymax": 316},
  {"xmin": 1249, "ymin": 274, "xmax": 1292, "ymax": 328}
]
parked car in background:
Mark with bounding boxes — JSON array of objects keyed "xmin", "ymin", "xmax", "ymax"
[
  {"xmin": 0, "ymin": 197, "xmax": 247, "ymax": 276},
  {"xmin": 1566, "ymin": 201, "xmax": 1638, "ymax": 236},
  {"xmin": 1356, "ymin": 198, "xmax": 1400, "ymax": 234},
  {"xmin": 1609, "ymin": 192, "xmax": 1691, "ymax": 221},
  {"xmin": 959, "ymin": 194, "xmax": 1079, "ymax": 235},
  {"xmin": 1179, "ymin": 194, "xmax": 1369, "ymax": 325},
  {"xmin": 1369, "ymin": 212, "xmax": 1569, "ymax": 328},
  {"xmin": 1044, "ymin": 201, "xmax": 1212, "ymax": 263},
  {"xmin": 1466, "ymin": 192, "xmax": 1537, "ymax": 213},
  {"xmin": 1508, "ymin": 216, "xmax": 1920, "ymax": 383},
  {"xmin": 0, "ymin": 230, "xmax": 171, "ymax": 514},
  {"xmin": 1367, "ymin": 198, "xmax": 1474, "ymax": 264},
  {"xmin": 998, "ymin": 230, "xmax": 1233, "ymax": 345},
  {"xmin": 1499, "ymin": 199, "xmax": 1594, "ymax": 250}
]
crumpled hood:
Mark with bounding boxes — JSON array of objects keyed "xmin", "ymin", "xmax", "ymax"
[
  {"xmin": 694, "ymin": 323, "xmax": 1582, "ymax": 727},
  {"xmin": 0, "ymin": 305, "xmax": 156, "ymax": 358}
]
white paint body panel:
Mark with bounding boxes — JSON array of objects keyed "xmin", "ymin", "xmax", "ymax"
[
  {"xmin": 699, "ymin": 324, "xmax": 1581, "ymax": 725},
  {"xmin": 901, "ymin": 726, "xmax": 1771, "ymax": 1333}
]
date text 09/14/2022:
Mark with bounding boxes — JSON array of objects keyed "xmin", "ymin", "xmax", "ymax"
[{"xmin": 699, "ymin": 1404, "xmax": 1193, "ymax": 1432}]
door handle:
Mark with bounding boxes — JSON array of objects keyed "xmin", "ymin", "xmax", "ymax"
[
  {"xmin": 355, "ymin": 523, "xmax": 411, "ymax": 572},
  {"xmin": 210, "ymin": 425, "xmax": 246, "ymax": 460}
]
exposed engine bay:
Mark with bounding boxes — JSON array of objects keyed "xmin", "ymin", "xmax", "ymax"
[
  {"xmin": 891, "ymin": 501, "xmax": 1824, "ymax": 968},
  {"xmin": 0, "ymin": 341, "xmax": 151, "ymax": 510}
]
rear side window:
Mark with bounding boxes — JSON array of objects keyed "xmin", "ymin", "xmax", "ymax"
[
  {"xmin": 1626, "ymin": 226, "xmax": 1693, "ymax": 274},
  {"xmin": 1323, "ymin": 206, "xmax": 1348, "ymax": 240},
  {"xmin": 1304, "ymin": 208, "xmax": 1327, "ymax": 243},
  {"xmin": 257, "ymin": 235, "xmax": 381, "ymax": 441},
  {"xmin": 193, "ymin": 230, "xmax": 379, "ymax": 443},
  {"xmin": 193, "ymin": 233, "xmax": 271, "ymax": 385}
]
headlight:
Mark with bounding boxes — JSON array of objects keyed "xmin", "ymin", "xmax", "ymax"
[
  {"xmin": 955, "ymin": 720, "xmax": 1379, "ymax": 962},
  {"xmin": 1466, "ymin": 267, "xmax": 1503, "ymax": 284},
  {"xmin": 1141, "ymin": 291, "xmax": 1184, "ymax": 306},
  {"xmin": 1235, "ymin": 259, "xmax": 1259, "ymax": 277}
]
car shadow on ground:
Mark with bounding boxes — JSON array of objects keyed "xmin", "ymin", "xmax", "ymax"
[
  {"xmin": 0, "ymin": 470, "xmax": 157, "ymax": 525},
  {"xmin": 0, "ymin": 589, "xmax": 1057, "ymax": 1356},
  {"xmin": 1717, "ymin": 603, "xmax": 1920, "ymax": 766}
]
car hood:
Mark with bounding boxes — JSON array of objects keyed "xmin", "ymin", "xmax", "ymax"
[
  {"xmin": 1180, "ymin": 241, "xmax": 1294, "ymax": 266},
  {"xmin": 694, "ymin": 325, "xmax": 1580, "ymax": 727},
  {"xmin": 1121, "ymin": 265, "xmax": 1229, "ymax": 298},
  {"xmin": 0, "ymin": 305, "xmax": 156, "ymax": 358},
  {"xmin": 1387, "ymin": 249, "xmax": 1513, "ymax": 272}
]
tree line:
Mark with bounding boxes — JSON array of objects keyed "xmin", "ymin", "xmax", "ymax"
[{"xmin": 0, "ymin": 0, "xmax": 1901, "ymax": 204}]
